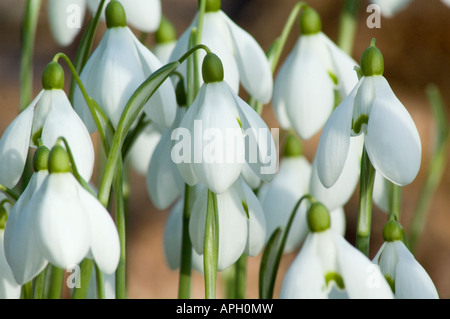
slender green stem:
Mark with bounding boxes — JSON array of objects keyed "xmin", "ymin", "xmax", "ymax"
[
  {"xmin": 409, "ymin": 84, "xmax": 449, "ymax": 252},
  {"xmin": 204, "ymin": 190, "xmax": 219, "ymax": 299},
  {"xmin": 0, "ymin": 184, "xmax": 19, "ymax": 202},
  {"xmin": 69, "ymin": 0, "xmax": 107, "ymax": 102},
  {"xmin": 71, "ymin": 258, "xmax": 94, "ymax": 299},
  {"xmin": 47, "ymin": 266, "xmax": 64, "ymax": 299},
  {"xmin": 94, "ymin": 263, "xmax": 105, "ymax": 299},
  {"xmin": 32, "ymin": 267, "xmax": 47, "ymax": 299},
  {"xmin": 20, "ymin": 0, "xmax": 41, "ymax": 111},
  {"xmin": 356, "ymin": 146, "xmax": 376, "ymax": 256},
  {"xmin": 114, "ymin": 158, "xmax": 127, "ymax": 299},
  {"xmin": 21, "ymin": 281, "xmax": 32, "ymax": 299},
  {"xmin": 337, "ymin": 0, "xmax": 361, "ymax": 54},
  {"xmin": 388, "ymin": 182, "xmax": 402, "ymax": 221},
  {"xmin": 233, "ymin": 254, "xmax": 247, "ymax": 299},
  {"xmin": 178, "ymin": 185, "xmax": 193, "ymax": 299}
]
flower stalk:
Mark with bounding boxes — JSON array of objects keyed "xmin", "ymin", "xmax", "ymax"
[{"xmin": 204, "ymin": 189, "xmax": 219, "ymax": 299}]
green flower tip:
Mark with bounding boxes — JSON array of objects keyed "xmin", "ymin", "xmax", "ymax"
[
  {"xmin": 42, "ymin": 62, "xmax": 64, "ymax": 90},
  {"xmin": 283, "ymin": 133, "xmax": 303, "ymax": 157},
  {"xmin": 155, "ymin": 16, "xmax": 176, "ymax": 44},
  {"xmin": 307, "ymin": 202, "xmax": 330, "ymax": 233},
  {"xmin": 106, "ymin": 0, "xmax": 127, "ymax": 28},
  {"xmin": 201, "ymin": 0, "xmax": 221, "ymax": 12},
  {"xmin": 300, "ymin": 7, "xmax": 322, "ymax": 35},
  {"xmin": 202, "ymin": 53, "xmax": 224, "ymax": 83},
  {"xmin": 48, "ymin": 144, "xmax": 71, "ymax": 174},
  {"xmin": 360, "ymin": 38, "xmax": 384, "ymax": 76},
  {"xmin": 33, "ymin": 145, "xmax": 50, "ymax": 172},
  {"xmin": 383, "ymin": 219, "xmax": 403, "ymax": 242}
]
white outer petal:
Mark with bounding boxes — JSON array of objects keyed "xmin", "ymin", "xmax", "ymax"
[
  {"xmin": 372, "ymin": 171, "xmax": 390, "ymax": 213},
  {"xmin": 128, "ymin": 122, "xmax": 162, "ymax": 175},
  {"xmin": 41, "ymin": 89, "xmax": 95, "ymax": 182},
  {"xmin": 0, "ymin": 93, "xmax": 37, "ymax": 188},
  {"xmin": 280, "ymin": 234, "xmax": 328, "ymax": 299},
  {"xmin": 272, "ymin": 48, "xmax": 295, "ymax": 129},
  {"xmin": 330, "ymin": 206, "xmax": 346, "ymax": 237},
  {"xmin": 189, "ymin": 186, "xmax": 208, "ymax": 256},
  {"xmin": 0, "ymin": 231, "xmax": 21, "ymax": 299},
  {"xmin": 258, "ymin": 156, "xmax": 311, "ymax": 253},
  {"xmin": 48, "ymin": 0, "xmax": 86, "ymax": 46},
  {"xmin": 334, "ymin": 233, "xmax": 394, "ymax": 299},
  {"xmin": 365, "ymin": 76, "xmax": 421, "ymax": 186},
  {"xmin": 153, "ymin": 41, "xmax": 176, "ymax": 65},
  {"xmin": 76, "ymin": 182, "xmax": 120, "ymax": 274},
  {"xmin": 393, "ymin": 241, "xmax": 439, "ymax": 299},
  {"xmin": 369, "ymin": 0, "xmax": 412, "ymax": 18},
  {"xmin": 221, "ymin": 11, "xmax": 273, "ymax": 103},
  {"xmin": 3, "ymin": 171, "xmax": 48, "ymax": 285},
  {"xmin": 316, "ymin": 80, "xmax": 361, "ymax": 188},
  {"xmin": 35, "ymin": 174, "xmax": 91, "ymax": 269}
]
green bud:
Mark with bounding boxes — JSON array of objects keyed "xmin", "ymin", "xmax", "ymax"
[
  {"xmin": 307, "ymin": 202, "xmax": 331, "ymax": 233},
  {"xmin": 175, "ymin": 79, "xmax": 187, "ymax": 106},
  {"xmin": 383, "ymin": 219, "xmax": 403, "ymax": 242},
  {"xmin": 33, "ymin": 146, "xmax": 50, "ymax": 172},
  {"xmin": 42, "ymin": 62, "xmax": 64, "ymax": 90},
  {"xmin": 283, "ymin": 133, "xmax": 303, "ymax": 157},
  {"xmin": 48, "ymin": 145, "xmax": 71, "ymax": 174},
  {"xmin": 155, "ymin": 16, "xmax": 177, "ymax": 44},
  {"xmin": 202, "ymin": 53, "xmax": 224, "ymax": 83},
  {"xmin": 201, "ymin": 0, "xmax": 221, "ymax": 12},
  {"xmin": 360, "ymin": 39, "xmax": 384, "ymax": 76},
  {"xmin": 299, "ymin": 7, "xmax": 322, "ymax": 35},
  {"xmin": 106, "ymin": 0, "xmax": 127, "ymax": 29}
]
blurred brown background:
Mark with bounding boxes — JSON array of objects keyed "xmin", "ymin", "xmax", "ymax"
[{"xmin": 1, "ymin": 0, "xmax": 450, "ymax": 298}]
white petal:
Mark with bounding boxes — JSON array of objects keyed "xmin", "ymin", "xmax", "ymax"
[
  {"xmin": 35, "ymin": 174, "xmax": 91, "ymax": 269},
  {"xmin": 334, "ymin": 233, "xmax": 394, "ymax": 298},
  {"xmin": 76, "ymin": 182, "xmax": 120, "ymax": 274},
  {"xmin": 153, "ymin": 41, "xmax": 176, "ymax": 65},
  {"xmin": 365, "ymin": 76, "xmax": 421, "ymax": 186},
  {"xmin": 189, "ymin": 186, "xmax": 208, "ymax": 255},
  {"xmin": 232, "ymin": 89, "xmax": 278, "ymax": 182},
  {"xmin": 128, "ymin": 122, "xmax": 162, "ymax": 175},
  {"xmin": 316, "ymin": 80, "xmax": 361, "ymax": 188},
  {"xmin": 3, "ymin": 172, "xmax": 48, "ymax": 284},
  {"xmin": 241, "ymin": 162, "xmax": 261, "ymax": 190},
  {"xmin": 310, "ymin": 134, "xmax": 363, "ymax": 211},
  {"xmin": 41, "ymin": 89, "xmax": 95, "ymax": 182},
  {"xmin": 330, "ymin": 206, "xmax": 346, "ymax": 237},
  {"xmin": 280, "ymin": 234, "xmax": 328, "ymax": 299},
  {"xmin": 394, "ymin": 241, "xmax": 439, "ymax": 299},
  {"xmin": 442, "ymin": 0, "xmax": 450, "ymax": 7},
  {"xmin": 48, "ymin": 0, "xmax": 86, "ymax": 46},
  {"xmin": 0, "ymin": 231, "xmax": 21, "ymax": 299},
  {"xmin": 272, "ymin": 49, "xmax": 294, "ymax": 129},
  {"xmin": 370, "ymin": 0, "xmax": 412, "ymax": 18},
  {"xmin": 372, "ymin": 171, "xmax": 390, "ymax": 213},
  {"xmin": 221, "ymin": 11, "xmax": 273, "ymax": 103},
  {"xmin": 258, "ymin": 157, "xmax": 311, "ymax": 253},
  {"xmin": 276, "ymin": 36, "xmax": 335, "ymax": 140},
  {"xmin": 147, "ymin": 129, "xmax": 184, "ymax": 209},
  {"xmin": 0, "ymin": 95, "xmax": 36, "ymax": 188},
  {"xmin": 190, "ymin": 83, "xmax": 244, "ymax": 194}
]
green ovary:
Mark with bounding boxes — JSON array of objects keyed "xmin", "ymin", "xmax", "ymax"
[{"xmin": 325, "ymin": 272, "xmax": 345, "ymax": 290}]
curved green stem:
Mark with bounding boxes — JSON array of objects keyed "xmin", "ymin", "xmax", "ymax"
[
  {"xmin": 20, "ymin": 0, "xmax": 41, "ymax": 111},
  {"xmin": 356, "ymin": 145, "xmax": 376, "ymax": 256},
  {"xmin": 0, "ymin": 184, "xmax": 19, "ymax": 202}
]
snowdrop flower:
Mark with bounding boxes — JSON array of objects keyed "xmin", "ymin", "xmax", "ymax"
[
  {"xmin": 174, "ymin": 53, "xmax": 277, "ymax": 194},
  {"xmin": 169, "ymin": 0, "xmax": 273, "ymax": 104},
  {"xmin": 48, "ymin": 0, "xmax": 87, "ymax": 46},
  {"xmin": 0, "ymin": 197, "xmax": 21, "ymax": 299},
  {"xmin": 273, "ymin": 7, "xmax": 359, "ymax": 140},
  {"xmin": 280, "ymin": 202, "xmax": 394, "ymax": 299},
  {"xmin": 0, "ymin": 62, "xmax": 94, "ymax": 189},
  {"xmin": 87, "ymin": 0, "xmax": 162, "ymax": 33},
  {"xmin": 164, "ymin": 198, "xmax": 204, "ymax": 273},
  {"xmin": 258, "ymin": 134, "xmax": 345, "ymax": 253},
  {"xmin": 316, "ymin": 40, "xmax": 421, "ymax": 189},
  {"xmin": 189, "ymin": 178, "xmax": 266, "ymax": 271},
  {"xmin": 153, "ymin": 16, "xmax": 177, "ymax": 64},
  {"xmin": 74, "ymin": 0, "xmax": 176, "ymax": 132},
  {"xmin": 373, "ymin": 220, "xmax": 439, "ymax": 298}
]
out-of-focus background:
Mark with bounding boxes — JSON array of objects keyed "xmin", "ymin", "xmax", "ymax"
[{"xmin": 1, "ymin": 0, "xmax": 450, "ymax": 298}]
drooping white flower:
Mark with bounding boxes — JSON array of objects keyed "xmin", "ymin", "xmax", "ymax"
[
  {"xmin": 174, "ymin": 53, "xmax": 277, "ymax": 194},
  {"xmin": 373, "ymin": 220, "xmax": 439, "ymax": 299},
  {"xmin": 316, "ymin": 42, "xmax": 421, "ymax": 189},
  {"xmin": 189, "ymin": 179, "xmax": 266, "ymax": 271},
  {"xmin": 272, "ymin": 7, "xmax": 358, "ymax": 140},
  {"xmin": 48, "ymin": 0, "xmax": 87, "ymax": 47},
  {"xmin": 87, "ymin": 0, "xmax": 162, "ymax": 33},
  {"xmin": 169, "ymin": 0, "xmax": 273, "ymax": 104},
  {"xmin": 163, "ymin": 198, "xmax": 204, "ymax": 273},
  {"xmin": 0, "ymin": 63, "xmax": 95, "ymax": 188},
  {"xmin": 280, "ymin": 202, "xmax": 394, "ymax": 299},
  {"xmin": 74, "ymin": 0, "xmax": 176, "ymax": 132}
]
